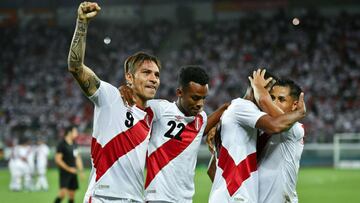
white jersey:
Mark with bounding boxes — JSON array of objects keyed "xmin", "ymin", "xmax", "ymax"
[
  {"xmin": 36, "ymin": 144, "xmax": 50, "ymax": 174},
  {"xmin": 258, "ymin": 122, "xmax": 305, "ymax": 203},
  {"xmin": 209, "ymin": 98, "xmax": 266, "ymax": 203},
  {"xmin": 10, "ymin": 145, "xmax": 33, "ymax": 166},
  {"xmin": 84, "ymin": 81, "xmax": 154, "ymax": 202},
  {"xmin": 145, "ymin": 99, "xmax": 207, "ymax": 203}
]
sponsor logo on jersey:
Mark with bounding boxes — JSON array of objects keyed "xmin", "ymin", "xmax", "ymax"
[
  {"xmin": 97, "ymin": 184, "xmax": 110, "ymax": 190},
  {"xmin": 175, "ymin": 115, "xmax": 183, "ymax": 122},
  {"xmin": 147, "ymin": 189, "xmax": 156, "ymax": 194}
]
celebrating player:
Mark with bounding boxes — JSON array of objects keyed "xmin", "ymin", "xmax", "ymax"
[
  {"xmin": 67, "ymin": 2, "xmax": 161, "ymax": 202},
  {"xmin": 145, "ymin": 66, "xmax": 228, "ymax": 203},
  {"xmin": 252, "ymin": 77, "xmax": 305, "ymax": 203},
  {"xmin": 120, "ymin": 65, "xmax": 228, "ymax": 202},
  {"xmin": 208, "ymin": 69, "xmax": 306, "ymax": 203}
]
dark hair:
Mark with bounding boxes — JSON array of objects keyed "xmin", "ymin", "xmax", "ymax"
[
  {"xmin": 64, "ymin": 125, "xmax": 76, "ymax": 137},
  {"xmin": 274, "ymin": 79, "xmax": 302, "ymax": 100},
  {"xmin": 178, "ymin": 65, "xmax": 209, "ymax": 88},
  {"xmin": 124, "ymin": 51, "xmax": 161, "ymax": 74}
]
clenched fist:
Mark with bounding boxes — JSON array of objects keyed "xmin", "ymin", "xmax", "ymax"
[{"xmin": 78, "ymin": 1, "xmax": 101, "ymax": 22}]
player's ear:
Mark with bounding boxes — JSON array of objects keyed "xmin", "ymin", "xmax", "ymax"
[
  {"xmin": 125, "ymin": 72, "xmax": 133, "ymax": 87},
  {"xmin": 176, "ymin": 87, "xmax": 183, "ymax": 97},
  {"xmin": 292, "ymin": 100, "xmax": 298, "ymax": 111}
]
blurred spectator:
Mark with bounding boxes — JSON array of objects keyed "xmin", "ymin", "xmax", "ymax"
[{"xmin": 1, "ymin": 11, "xmax": 360, "ymax": 143}]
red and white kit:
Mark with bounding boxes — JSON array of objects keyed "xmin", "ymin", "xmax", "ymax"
[
  {"xmin": 258, "ymin": 123, "xmax": 305, "ymax": 203},
  {"xmin": 209, "ymin": 98, "xmax": 266, "ymax": 203},
  {"xmin": 84, "ymin": 81, "xmax": 154, "ymax": 202},
  {"xmin": 145, "ymin": 99, "xmax": 207, "ymax": 203}
]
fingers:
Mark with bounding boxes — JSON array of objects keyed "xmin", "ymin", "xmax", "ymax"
[
  {"xmin": 85, "ymin": 11, "xmax": 98, "ymax": 19},
  {"xmin": 298, "ymin": 92, "xmax": 306, "ymax": 113},
  {"xmin": 79, "ymin": 2, "xmax": 101, "ymax": 19},
  {"xmin": 299, "ymin": 92, "xmax": 304, "ymax": 102},
  {"xmin": 248, "ymin": 76, "xmax": 253, "ymax": 84},
  {"xmin": 260, "ymin": 69, "xmax": 266, "ymax": 78},
  {"xmin": 264, "ymin": 77, "xmax": 273, "ymax": 86}
]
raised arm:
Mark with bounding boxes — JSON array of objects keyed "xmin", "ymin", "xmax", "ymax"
[
  {"xmin": 249, "ymin": 69, "xmax": 283, "ymax": 117},
  {"xmin": 255, "ymin": 92, "xmax": 306, "ymax": 134},
  {"xmin": 68, "ymin": 2, "xmax": 101, "ymax": 96}
]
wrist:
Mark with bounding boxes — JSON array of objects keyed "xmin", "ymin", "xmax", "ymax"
[{"xmin": 76, "ymin": 18, "xmax": 88, "ymax": 32}]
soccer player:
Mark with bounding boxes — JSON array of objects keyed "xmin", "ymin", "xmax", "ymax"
[
  {"xmin": 54, "ymin": 126, "xmax": 84, "ymax": 203},
  {"xmin": 8, "ymin": 136, "xmax": 34, "ymax": 191},
  {"xmin": 145, "ymin": 66, "xmax": 228, "ymax": 203},
  {"xmin": 252, "ymin": 78, "xmax": 305, "ymax": 203},
  {"xmin": 120, "ymin": 65, "xmax": 228, "ymax": 202},
  {"xmin": 35, "ymin": 137, "xmax": 50, "ymax": 191},
  {"xmin": 68, "ymin": 2, "xmax": 161, "ymax": 202},
  {"xmin": 208, "ymin": 69, "xmax": 306, "ymax": 203}
]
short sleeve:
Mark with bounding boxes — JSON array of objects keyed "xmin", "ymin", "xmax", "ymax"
[
  {"xmin": 88, "ymin": 80, "xmax": 122, "ymax": 107},
  {"xmin": 147, "ymin": 99, "xmax": 168, "ymax": 121},
  {"xmin": 232, "ymin": 99, "xmax": 267, "ymax": 128},
  {"xmin": 56, "ymin": 142, "xmax": 64, "ymax": 154},
  {"xmin": 287, "ymin": 122, "xmax": 305, "ymax": 141}
]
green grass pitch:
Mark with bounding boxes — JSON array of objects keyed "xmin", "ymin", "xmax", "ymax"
[{"xmin": 1, "ymin": 167, "xmax": 359, "ymax": 202}]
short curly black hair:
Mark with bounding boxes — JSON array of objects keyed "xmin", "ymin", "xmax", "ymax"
[{"xmin": 178, "ymin": 65, "xmax": 209, "ymax": 88}]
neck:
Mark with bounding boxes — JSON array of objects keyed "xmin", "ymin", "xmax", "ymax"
[
  {"xmin": 134, "ymin": 94, "xmax": 147, "ymax": 109},
  {"xmin": 65, "ymin": 136, "xmax": 73, "ymax": 145},
  {"xmin": 176, "ymin": 99, "xmax": 189, "ymax": 116}
]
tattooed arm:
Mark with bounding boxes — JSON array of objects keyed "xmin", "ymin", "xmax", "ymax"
[{"xmin": 68, "ymin": 2, "xmax": 101, "ymax": 96}]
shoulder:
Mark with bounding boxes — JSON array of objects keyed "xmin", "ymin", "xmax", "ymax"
[
  {"xmin": 147, "ymin": 99, "xmax": 170, "ymax": 106},
  {"xmin": 230, "ymin": 98, "xmax": 257, "ymax": 109},
  {"xmin": 147, "ymin": 99, "xmax": 172, "ymax": 113},
  {"xmin": 89, "ymin": 80, "xmax": 119, "ymax": 102},
  {"xmin": 288, "ymin": 122, "xmax": 305, "ymax": 138},
  {"xmin": 293, "ymin": 122, "xmax": 305, "ymax": 134},
  {"xmin": 226, "ymin": 98, "xmax": 261, "ymax": 115}
]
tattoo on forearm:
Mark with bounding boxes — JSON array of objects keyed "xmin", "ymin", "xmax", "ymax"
[{"xmin": 69, "ymin": 20, "xmax": 88, "ymax": 70}]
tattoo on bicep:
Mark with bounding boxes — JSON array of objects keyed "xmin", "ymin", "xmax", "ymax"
[{"xmin": 77, "ymin": 73, "xmax": 100, "ymax": 95}]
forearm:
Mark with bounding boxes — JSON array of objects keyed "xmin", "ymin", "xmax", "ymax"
[
  {"xmin": 55, "ymin": 158, "xmax": 74, "ymax": 173},
  {"xmin": 204, "ymin": 102, "xmax": 230, "ymax": 135},
  {"xmin": 68, "ymin": 19, "xmax": 88, "ymax": 72},
  {"xmin": 76, "ymin": 156, "xmax": 84, "ymax": 171},
  {"xmin": 271, "ymin": 110, "xmax": 305, "ymax": 133},
  {"xmin": 67, "ymin": 18, "xmax": 100, "ymax": 96},
  {"xmin": 253, "ymin": 86, "xmax": 283, "ymax": 117},
  {"xmin": 207, "ymin": 155, "xmax": 216, "ymax": 182}
]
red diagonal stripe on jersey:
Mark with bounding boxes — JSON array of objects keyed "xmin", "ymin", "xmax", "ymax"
[
  {"xmin": 218, "ymin": 146, "xmax": 257, "ymax": 196},
  {"xmin": 145, "ymin": 115, "xmax": 203, "ymax": 188},
  {"xmin": 91, "ymin": 108, "xmax": 153, "ymax": 181}
]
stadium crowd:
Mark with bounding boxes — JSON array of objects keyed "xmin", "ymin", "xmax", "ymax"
[{"xmin": 1, "ymin": 10, "xmax": 360, "ymax": 145}]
